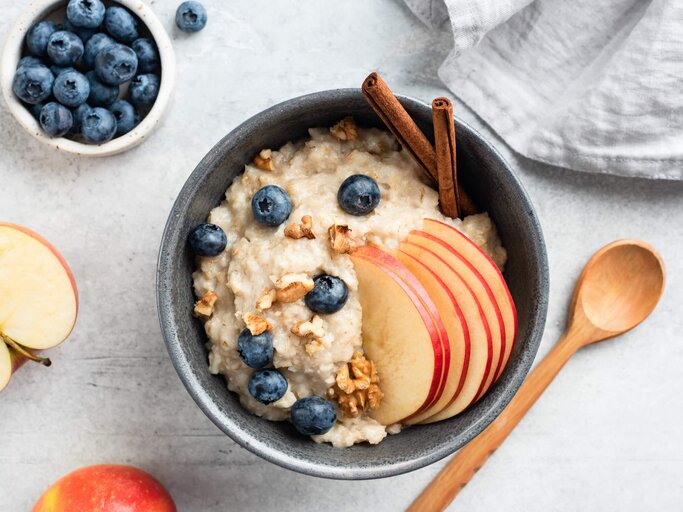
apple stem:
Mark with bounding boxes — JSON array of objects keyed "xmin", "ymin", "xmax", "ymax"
[{"xmin": 0, "ymin": 333, "xmax": 51, "ymax": 367}]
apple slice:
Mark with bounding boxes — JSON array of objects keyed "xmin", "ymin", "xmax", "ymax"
[
  {"xmin": 395, "ymin": 250, "xmax": 470, "ymax": 425},
  {"xmin": 407, "ymin": 231, "xmax": 504, "ymax": 401},
  {"xmin": 398, "ymin": 242, "xmax": 493, "ymax": 423},
  {"xmin": 423, "ymin": 218, "xmax": 517, "ymax": 382},
  {"xmin": 0, "ymin": 223, "xmax": 78, "ymax": 373},
  {"xmin": 0, "ymin": 342, "xmax": 11, "ymax": 391},
  {"xmin": 350, "ymin": 248, "xmax": 448, "ymax": 425}
]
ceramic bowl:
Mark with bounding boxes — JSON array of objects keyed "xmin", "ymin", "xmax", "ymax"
[
  {"xmin": 0, "ymin": 0, "xmax": 175, "ymax": 157},
  {"xmin": 157, "ymin": 89, "xmax": 549, "ymax": 479}
]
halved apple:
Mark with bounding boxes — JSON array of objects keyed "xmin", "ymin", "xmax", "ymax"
[
  {"xmin": 0, "ymin": 223, "xmax": 78, "ymax": 390},
  {"xmin": 423, "ymin": 218, "xmax": 517, "ymax": 382},
  {"xmin": 398, "ymin": 242, "xmax": 493, "ymax": 423},
  {"xmin": 395, "ymin": 250, "xmax": 471, "ymax": 425},
  {"xmin": 350, "ymin": 246, "xmax": 449, "ymax": 425}
]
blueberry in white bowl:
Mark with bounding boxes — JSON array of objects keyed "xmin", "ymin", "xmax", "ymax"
[
  {"xmin": 81, "ymin": 106, "xmax": 116, "ymax": 143},
  {"xmin": 17, "ymin": 56, "xmax": 44, "ymax": 69},
  {"xmin": 52, "ymin": 69, "xmax": 89, "ymax": 108},
  {"xmin": 72, "ymin": 102, "xmax": 92, "ymax": 132},
  {"xmin": 128, "ymin": 73, "xmax": 159, "ymax": 107},
  {"xmin": 83, "ymin": 33, "xmax": 115, "ymax": 68},
  {"xmin": 85, "ymin": 70, "xmax": 118, "ymax": 107},
  {"xmin": 61, "ymin": 17, "xmax": 98, "ymax": 44},
  {"xmin": 95, "ymin": 43, "xmax": 138, "ymax": 86},
  {"xmin": 104, "ymin": 5, "xmax": 139, "ymax": 43},
  {"xmin": 12, "ymin": 64, "xmax": 54, "ymax": 104},
  {"xmin": 39, "ymin": 102, "xmax": 73, "ymax": 137},
  {"xmin": 131, "ymin": 38, "xmax": 159, "ymax": 73},
  {"xmin": 108, "ymin": 99, "xmax": 138, "ymax": 135},
  {"xmin": 46, "ymin": 30, "xmax": 84, "ymax": 66},
  {"xmin": 25, "ymin": 21, "xmax": 58, "ymax": 57},
  {"xmin": 66, "ymin": 0, "xmax": 105, "ymax": 29}
]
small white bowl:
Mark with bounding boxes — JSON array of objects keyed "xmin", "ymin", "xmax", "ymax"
[{"xmin": 0, "ymin": 0, "xmax": 176, "ymax": 157}]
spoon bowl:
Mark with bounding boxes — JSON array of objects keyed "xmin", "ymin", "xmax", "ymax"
[{"xmin": 571, "ymin": 240, "xmax": 665, "ymax": 343}]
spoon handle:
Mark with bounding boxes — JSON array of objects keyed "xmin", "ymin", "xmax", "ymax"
[{"xmin": 407, "ymin": 331, "xmax": 582, "ymax": 512}]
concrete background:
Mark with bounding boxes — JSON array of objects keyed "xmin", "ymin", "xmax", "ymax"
[{"xmin": 1, "ymin": 0, "xmax": 682, "ymax": 510}]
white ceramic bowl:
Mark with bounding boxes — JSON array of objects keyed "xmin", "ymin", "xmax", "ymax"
[{"xmin": 0, "ymin": 0, "xmax": 175, "ymax": 157}]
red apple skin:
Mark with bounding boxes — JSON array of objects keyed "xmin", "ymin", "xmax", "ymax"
[
  {"xmin": 32, "ymin": 465, "xmax": 176, "ymax": 512},
  {"xmin": 0, "ymin": 222, "xmax": 79, "ymax": 338}
]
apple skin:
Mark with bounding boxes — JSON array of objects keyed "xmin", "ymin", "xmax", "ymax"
[
  {"xmin": 33, "ymin": 465, "xmax": 176, "ymax": 512},
  {"xmin": 0, "ymin": 222, "xmax": 79, "ymax": 342}
]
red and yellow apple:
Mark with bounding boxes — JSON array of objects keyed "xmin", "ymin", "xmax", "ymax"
[
  {"xmin": 0, "ymin": 223, "xmax": 78, "ymax": 391},
  {"xmin": 33, "ymin": 464, "xmax": 176, "ymax": 512},
  {"xmin": 350, "ymin": 245, "xmax": 451, "ymax": 425}
]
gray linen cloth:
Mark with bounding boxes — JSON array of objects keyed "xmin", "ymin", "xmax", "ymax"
[{"xmin": 404, "ymin": 0, "xmax": 683, "ymax": 180}]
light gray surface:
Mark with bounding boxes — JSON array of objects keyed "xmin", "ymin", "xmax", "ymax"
[{"xmin": 0, "ymin": 0, "xmax": 681, "ymax": 510}]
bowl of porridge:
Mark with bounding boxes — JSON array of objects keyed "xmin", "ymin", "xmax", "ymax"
[{"xmin": 157, "ymin": 89, "xmax": 548, "ymax": 479}]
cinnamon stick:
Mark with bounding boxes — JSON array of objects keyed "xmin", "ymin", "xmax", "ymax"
[
  {"xmin": 361, "ymin": 72, "xmax": 478, "ymax": 216},
  {"xmin": 432, "ymin": 97, "xmax": 460, "ymax": 219},
  {"xmin": 362, "ymin": 72, "xmax": 437, "ymax": 183}
]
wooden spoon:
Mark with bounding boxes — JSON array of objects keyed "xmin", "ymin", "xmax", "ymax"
[{"xmin": 408, "ymin": 240, "xmax": 665, "ymax": 512}]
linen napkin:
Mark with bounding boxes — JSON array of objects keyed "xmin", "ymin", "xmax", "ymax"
[{"xmin": 403, "ymin": 0, "xmax": 683, "ymax": 180}]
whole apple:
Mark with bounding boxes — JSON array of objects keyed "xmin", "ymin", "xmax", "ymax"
[{"xmin": 33, "ymin": 464, "xmax": 176, "ymax": 512}]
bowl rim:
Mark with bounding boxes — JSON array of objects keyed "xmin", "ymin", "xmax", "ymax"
[
  {"xmin": 0, "ymin": 0, "xmax": 176, "ymax": 157},
  {"xmin": 157, "ymin": 88, "xmax": 549, "ymax": 479}
]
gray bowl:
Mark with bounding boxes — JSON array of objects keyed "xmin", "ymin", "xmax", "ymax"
[{"xmin": 157, "ymin": 89, "xmax": 548, "ymax": 480}]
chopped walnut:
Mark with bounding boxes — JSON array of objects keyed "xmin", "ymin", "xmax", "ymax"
[
  {"xmin": 253, "ymin": 149, "xmax": 274, "ymax": 171},
  {"xmin": 255, "ymin": 288, "xmax": 277, "ymax": 311},
  {"xmin": 330, "ymin": 117, "xmax": 358, "ymax": 141},
  {"xmin": 242, "ymin": 312, "xmax": 272, "ymax": 335},
  {"xmin": 328, "ymin": 224, "xmax": 358, "ymax": 254},
  {"xmin": 274, "ymin": 272, "xmax": 314, "ymax": 303},
  {"xmin": 193, "ymin": 291, "xmax": 218, "ymax": 318},
  {"xmin": 284, "ymin": 215, "xmax": 316, "ymax": 240},
  {"xmin": 291, "ymin": 315, "xmax": 325, "ymax": 339},
  {"xmin": 329, "ymin": 352, "xmax": 383, "ymax": 418}
]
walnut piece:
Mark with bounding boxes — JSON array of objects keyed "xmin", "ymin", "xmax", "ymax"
[
  {"xmin": 242, "ymin": 312, "xmax": 272, "ymax": 335},
  {"xmin": 330, "ymin": 117, "xmax": 358, "ymax": 141},
  {"xmin": 329, "ymin": 352, "xmax": 383, "ymax": 418},
  {"xmin": 304, "ymin": 339, "xmax": 324, "ymax": 356},
  {"xmin": 193, "ymin": 291, "xmax": 218, "ymax": 318},
  {"xmin": 284, "ymin": 215, "xmax": 316, "ymax": 240},
  {"xmin": 291, "ymin": 315, "xmax": 325, "ymax": 339},
  {"xmin": 255, "ymin": 288, "xmax": 277, "ymax": 311},
  {"xmin": 253, "ymin": 149, "xmax": 274, "ymax": 171},
  {"xmin": 328, "ymin": 224, "xmax": 358, "ymax": 254},
  {"xmin": 274, "ymin": 272, "xmax": 314, "ymax": 303}
]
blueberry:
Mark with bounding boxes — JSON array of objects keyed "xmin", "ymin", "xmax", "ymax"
[
  {"xmin": 104, "ymin": 6, "xmax": 139, "ymax": 43},
  {"xmin": 13, "ymin": 64, "xmax": 54, "ymax": 104},
  {"xmin": 305, "ymin": 275, "xmax": 348, "ymax": 314},
  {"xmin": 188, "ymin": 223, "xmax": 226, "ymax": 256},
  {"xmin": 29, "ymin": 102, "xmax": 46, "ymax": 120},
  {"xmin": 108, "ymin": 100, "xmax": 138, "ymax": 135},
  {"xmin": 25, "ymin": 21, "xmax": 58, "ymax": 57},
  {"xmin": 247, "ymin": 369, "xmax": 288, "ymax": 405},
  {"xmin": 66, "ymin": 0, "xmax": 105, "ymax": 29},
  {"xmin": 52, "ymin": 70, "xmax": 89, "ymax": 107},
  {"xmin": 128, "ymin": 73, "xmax": 160, "ymax": 107},
  {"xmin": 39, "ymin": 102, "xmax": 73, "ymax": 137},
  {"xmin": 84, "ymin": 33, "xmax": 115, "ymax": 68},
  {"xmin": 237, "ymin": 329, "xmax": 274, "ymax": 369},
  {"xmin": 17, "ymin": 56, "xmax": 43, "ymax": 69},
  {"xmin": 131, "ymin": 38, "xmax": 159, "ymax": 73},
  {"xmin": 290, "ymin": 396, "xmax": 337, "ymax": 436},
  {"xmin": 95, "ymin": 43, "xmax": 137, "ymax": 85},
  {"xmin": 175, "ymin": 1, "xmax": 208, "ymax": 33},
  {"xmin": 81, "ymin": 107, "xmax": 117, "ymax": 143},
  {"xmin": 85, "ymin": 70, "xmax": 119, "ymax": 107},
  {"xmin": 72, "ymin": 102, "xmax": 92, "ymax": 132},
  {"xmin": 51, "ymin": 65, "xmax": 75, "ymax": 77},
  {"xmin": 337, "ymin": 174, "xmax": 381, "ymax": 216},
  {"xmin": 46, "ymin": 31, "xmax": 84, "ymax": 66},
  {"xmin": 251, "ymin": 185, "xmax": 292, "ymax": 227},
  {"xmin": 61, "ymin": 18, "xmax": 98, "ymax": 43}
]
